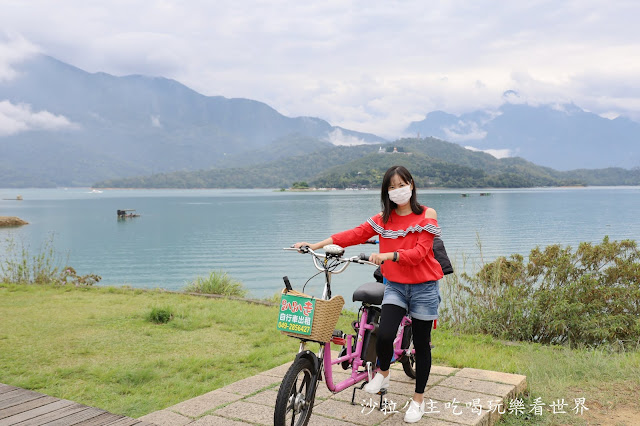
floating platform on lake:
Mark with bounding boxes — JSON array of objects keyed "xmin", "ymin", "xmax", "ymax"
[
  {"xmin": 0, "ymin": 383, "xmax": 154, "ymax": 425},
  {"xmin": 0, "ymin": 217, "xmax": 28, "ymax": 227},
  {"xmin": 461, "ymin": 193, "xmax": 491, "ymax": 197},
  {"xmin": 117, "ymin": 209, "xmax": 140, "ymax": 219}
]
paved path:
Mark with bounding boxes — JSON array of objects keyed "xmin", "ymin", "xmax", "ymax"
[{"xmin": 139, "ymin": 361, "xmax": 527, "ymax": 426}]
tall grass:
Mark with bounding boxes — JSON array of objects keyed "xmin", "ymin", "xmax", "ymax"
[
  {"xmin": 184, "ymin": 270, "xmax": 247, "ymax": 297},
  {"xmin": 0, "ymin": 234, "xmax": 63, "ymax": 284},
  {"xmin": 0, "ymin": 235, "xmax": 100, "ymax": 286}
]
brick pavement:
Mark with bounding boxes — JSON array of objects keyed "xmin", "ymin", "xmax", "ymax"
[{"xmin": 139, "ymin": 361, "xmax": 527, "ymax": 426}]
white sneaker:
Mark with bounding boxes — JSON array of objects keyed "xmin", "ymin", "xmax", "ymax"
[
  {"xmin": 363, "ymin": 372, "xmax": 390, "ymax": 393},
  {"xmin": 404, "ymin": 399, "xmax": 425, "ymax": 423}
]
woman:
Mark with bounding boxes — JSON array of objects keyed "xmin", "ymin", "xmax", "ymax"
[{"xmin": 294, "ymin": 165, "xmax": 443, "ymax": 423}]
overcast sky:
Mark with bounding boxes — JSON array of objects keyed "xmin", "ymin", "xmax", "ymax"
[{"xmin": 1, "ymin": 0, "xmax": 639, "ymax": 138}]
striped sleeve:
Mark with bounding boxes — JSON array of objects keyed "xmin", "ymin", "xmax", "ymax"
[
  {"xmin": 368, "ymin": 217, "xmax": 441, "ymax": 238},
  {"xmin": 331, "ymin": 219, "xmax": 377, "ymax": 248}
]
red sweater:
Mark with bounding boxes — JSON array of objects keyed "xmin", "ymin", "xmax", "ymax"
[{"xmin": 331, "ymin": 208, "xmax": 444, "ymax": 284}]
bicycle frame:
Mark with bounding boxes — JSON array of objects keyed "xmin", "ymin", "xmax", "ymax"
[
  {"xmin": 321, "ymin": 310, "xmax": 412, "ymax": 393},
  {"xmin": 286, "ymin": 247, "xmax": 413, "ymax": 394}
]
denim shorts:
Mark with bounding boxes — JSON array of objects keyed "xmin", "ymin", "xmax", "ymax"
[{"xmin": 382, "ymin": 279, "xmax": 441, "ymax": 321}]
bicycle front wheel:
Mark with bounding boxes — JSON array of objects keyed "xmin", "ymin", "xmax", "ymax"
[{"xmin": 274, "ymin": 357, "xmax": 318, "ymax": 426}]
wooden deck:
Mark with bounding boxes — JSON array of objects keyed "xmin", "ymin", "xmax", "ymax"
[{"xmin": 0, "ymin": 384, "xmax": 155, "ymax": 426}]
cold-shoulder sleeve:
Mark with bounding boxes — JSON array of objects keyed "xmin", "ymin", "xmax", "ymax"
[{"xmin": 331, "ymin": 217, "xmax": 378, "ymax": 248}]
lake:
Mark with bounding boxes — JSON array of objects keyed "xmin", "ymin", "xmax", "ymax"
[{"xmin": 1, "ymin": 187, "xmax": 638, "ymax": 305}]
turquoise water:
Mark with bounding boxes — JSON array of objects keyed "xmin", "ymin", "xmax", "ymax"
[{"xmin": 1, "ymin": 187, "xmax": 639, "ymax": 304}]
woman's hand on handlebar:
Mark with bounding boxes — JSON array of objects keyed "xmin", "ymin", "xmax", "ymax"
[
  {"xmin": 293, "ymin": 238, "xmax": 333, "ymax": 251},
  {"xmin": 369, "ymin": 252, "xmax": 393, "ymax": 265},
  {"xmin": 292, "ymin": 242, "xmax": 321, "ymax": 252}
]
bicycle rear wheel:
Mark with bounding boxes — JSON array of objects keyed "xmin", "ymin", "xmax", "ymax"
[
  {"xmin": 400, "ymin": 324, "xmax": 416, "ymax": 379},
  {"xmin": 274, "ymin": 357, "xmax": 318, "ymax": 426}
]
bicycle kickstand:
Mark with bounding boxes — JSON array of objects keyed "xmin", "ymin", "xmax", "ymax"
[
  {"xmin": 351, "ymin": 382, "xmax": 366, "ymax": 405},
  {"xmin": 351, "ymin": 382, "xmax": 388, "ymax": 409}
]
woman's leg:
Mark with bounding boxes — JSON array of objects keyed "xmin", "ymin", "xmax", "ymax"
[
  {"xmin": 411, "ymin": 318, "xmax": 433, "ymax": 394},
  {"xmin": 376, "ymin": 304, "xmax": 407, "ymax": 371},
  {"xmin": 364, "ymin": 304, "xmax": 406, "ymax": 393}
]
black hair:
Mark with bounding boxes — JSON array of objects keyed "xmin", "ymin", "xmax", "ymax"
[{"xmin": 380, "ymin": 165, "xmax": 423, "ymax": 223}]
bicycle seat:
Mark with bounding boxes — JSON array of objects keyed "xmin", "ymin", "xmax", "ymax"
[{"xmin": 352, "ymin": 282, "xmax": 385, "ymax": 305}]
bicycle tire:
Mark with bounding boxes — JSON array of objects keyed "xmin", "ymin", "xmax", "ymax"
[
  {"xmin": 400, "ymin": 324, "xmax": 416, "ymax": 379},
  {"xmin": 274, "ymin": 357, "xmax": 317, "ymax": 426}
]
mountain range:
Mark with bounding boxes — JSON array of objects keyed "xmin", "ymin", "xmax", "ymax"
[
  {"xmin": 0, "ymin": 55, "xmax": 639, "ymax": 188},
  {"xmin": 406, "ymin": 95, "xmax": 640, "ymax": 171},
  {"xmin": 0, "ymin": 55, "xmax": 383, "ymax": 187}
]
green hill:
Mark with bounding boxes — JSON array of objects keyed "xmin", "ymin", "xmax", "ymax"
[
  {"xmin": 95, "ymin": 142, "xmax": 379, "ymax": 188},
  {"xmin": 94, "ymin": 137, "xmax": 640, "ymax": 189}
]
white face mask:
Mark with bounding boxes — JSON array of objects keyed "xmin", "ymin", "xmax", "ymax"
[{"xmin": 388, "ymin": 185, "xmax": 412, "ymax": 205}]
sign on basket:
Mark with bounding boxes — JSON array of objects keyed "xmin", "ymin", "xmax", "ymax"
[{"xmin": 277, "ymin": 293, "xmax": 316, "ymax": 336}]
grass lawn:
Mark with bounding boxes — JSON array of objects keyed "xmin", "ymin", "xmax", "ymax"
[
  {"xmin": 1, "ymin": 283, "xmax": 638, "ymax": 424},
  {"xmin": 0, "ymin": 284, "xmax": 302, "ymax": 418}
]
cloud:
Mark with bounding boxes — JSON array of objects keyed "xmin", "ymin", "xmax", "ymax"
[
  {"xmin": 465, "ymin": 145, "xmax": 512, "ymax": 159},
  {"xmin": 0, "ymin": 33, "xmax": 40, "ymax": 82},
  {"xmin": 502, "ymin": 90, "xmax": 522, "ymax": 103},
  {"xmin": 1, "ymin": 1, "xmax": 640, "ymax": 135},
  {"xmin": 91, "ymin": 32, "xmax": 189, "ymax": 77},
  {"xmin": 0, "ymin": 101, "xmax": 77, "ymax": 136},
  {"xmin": 442, "ymin": 120, "xmax": 488, "ymax": 142},
  {"xmin": 599, "ymin": 111, "xmax": 620, "ymax": 120},
  {"xmin": 326, "ymin": 128, "xmax": 368, "ymax": 146}
]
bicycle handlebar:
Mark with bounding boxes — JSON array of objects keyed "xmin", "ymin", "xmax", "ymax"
[
  {"xmin": 284, "ymin": 245, "xmax": 378, "ymax": 268},
  {"xmin": 284, "ymin": 245, "xmax": 378, "ymax": 299}
]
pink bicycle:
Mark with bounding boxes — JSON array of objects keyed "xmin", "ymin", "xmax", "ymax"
[{"xmin": 274, "ymin": 244, "xmax": 417, "ymax": 426}]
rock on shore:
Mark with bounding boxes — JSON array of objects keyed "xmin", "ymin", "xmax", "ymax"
[{"xmin": 0, "ymin": 216, "xmax": 28, "ymax": 227}]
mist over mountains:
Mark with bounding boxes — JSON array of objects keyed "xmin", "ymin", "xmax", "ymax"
[
  {"xmin": 407, "ymin": 94, "xmax": 640, "ymax": 171},
  {"xmin": 0, "ymin": 55, "xmax": 639, "ymax": 187},
  {"xmin": 0, "ymin": 55, "xmax": 383, "ymax": 187}
]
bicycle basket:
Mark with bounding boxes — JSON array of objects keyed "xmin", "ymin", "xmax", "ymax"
[{"xmin": 277, "ymin": 288, "xmax": 345, "ymax": 343}]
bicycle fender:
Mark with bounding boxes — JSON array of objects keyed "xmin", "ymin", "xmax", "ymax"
[{"xmin": 295, "ymin": 350, "xmax": 320, "ymax": 374}]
